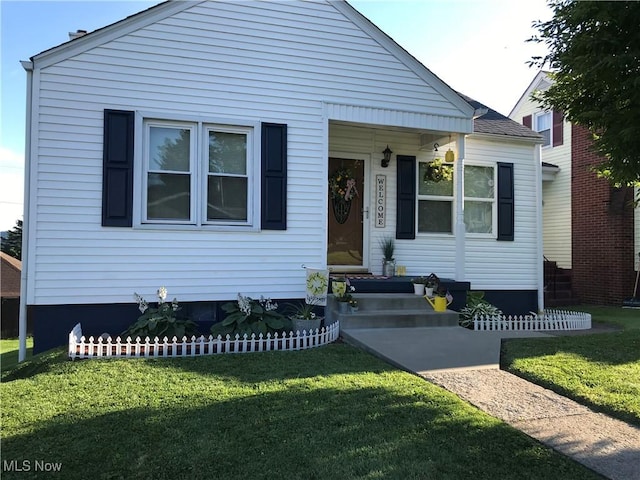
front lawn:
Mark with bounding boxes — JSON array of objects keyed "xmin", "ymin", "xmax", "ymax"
[
  {"xmin": 503, "ymin": 306, "xmax": 640, "ymax": 427},
  {"xmin": 1, "ymin": 337, "xmax": 33, "ymax": 372},
  {"xmin": 1, "ymin": 344, "xmax": 599, "ymax": 480},
  {"xmin": 575, "ymin": 304, "xmax": 640, "ymax": 330}
]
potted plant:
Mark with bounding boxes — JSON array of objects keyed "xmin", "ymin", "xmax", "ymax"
[
  {"xmin": 332, "ymin": 277, "xmax": 355, "ymax": 312},
  {"xmin": 379, "ymin": 236, "xmax": 396, "ymax": 277},
  {"xmin": 348, "ymin": 298, "xmax": 359, "ymax": 312},
  {"xmin": 411, "ymin": 277, "xmax": 428, "ymax": 296},
  {"xmin": 285, "ymin": 301, "xmax": 322, "ymax": 334},
  {"xmin": 425, "ymin": 273, "xmax": 440, "ymax": 297}
]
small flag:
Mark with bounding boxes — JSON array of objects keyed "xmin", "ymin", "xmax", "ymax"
[
  {"xmin": 445, "ymin": 290, "xmax": 453, "ymax": 304},
  {"xmin": 305, "ymin": 268, "xmax": 329, "ymax": 306}
]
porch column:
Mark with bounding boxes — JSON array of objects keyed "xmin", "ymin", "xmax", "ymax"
[{"xmin": 455, "ymin": 134, "xmax": 466, "ymax": 281}]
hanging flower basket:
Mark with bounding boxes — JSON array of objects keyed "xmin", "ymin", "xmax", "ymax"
[{"xmin": 423, "ymin": 159, "xmax": 453, "ymax": 183}]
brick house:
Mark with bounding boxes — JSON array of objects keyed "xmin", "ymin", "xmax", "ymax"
[{"xmin": 510, "ymin": 71, "xmax": 639, "ymax": 306}]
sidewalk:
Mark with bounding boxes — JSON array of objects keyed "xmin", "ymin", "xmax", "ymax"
[{"xmin": 342, "ymin": 326, "xmax": 640, "ymax": 480}]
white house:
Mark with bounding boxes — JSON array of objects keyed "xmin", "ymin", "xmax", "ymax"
[{"xmin": 20, "ymin": 0, "xmax": 543, "ymax": 354}]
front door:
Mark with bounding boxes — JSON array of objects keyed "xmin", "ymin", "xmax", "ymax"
[{"xmin": 328, "ymin": 158, "xmax": 366, "ymax": 270}]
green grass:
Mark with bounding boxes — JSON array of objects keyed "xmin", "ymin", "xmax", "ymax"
[
  {"xmin": 572, "ymin": 304, "xmax": 640, "ymax": 330},
  {"xmin": 1, "ymin": 344, "xmax": 599, "ymax": 480},
  {"xmin": 1, "ymin": 337, "xmax": 33, "ymax": 372},
  {"xmin": 503, "ymin": 305, "xmax": 640, "ymax": 427}
]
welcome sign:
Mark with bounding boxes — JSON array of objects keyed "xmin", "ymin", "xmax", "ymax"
[{"xmin": 375, "ymin": 175, "xmax": 386, "ymax": 228}]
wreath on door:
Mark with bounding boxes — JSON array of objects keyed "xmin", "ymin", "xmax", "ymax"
[{"xmin": 329, "ymin": 168, "xmax": 358, "ymax": 224}]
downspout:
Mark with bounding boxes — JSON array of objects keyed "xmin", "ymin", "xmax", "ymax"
[
  {"xmin": 18, "ymin": 60, "xmax": 33, "ymax": 362},
  {"xmin": 455, "ymin": 133, "xmax": 466, "ymax": 280},
  {"xmin": 534, "ymin": 142, "xmax": 544, "ymax": 312}
]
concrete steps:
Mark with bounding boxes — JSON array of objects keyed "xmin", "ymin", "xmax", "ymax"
[{"xmin": 325, "ymin": 293, "xmax": 459, "ymax": 329}]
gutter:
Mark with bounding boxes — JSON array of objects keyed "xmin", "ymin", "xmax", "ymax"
[
  {"xmin": 534, "ymin": 143, "xmax": 545, "ymax": 313},
  {"xmin": 18, "ymin": 60, "xmax": 33, "ymax": 362},
  {"xmin": 466, "ymin": 131, "xmax": 544, "ymax": 145}
]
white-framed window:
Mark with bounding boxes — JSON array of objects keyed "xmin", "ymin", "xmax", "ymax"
[
  {"xmin": 417, "ymin": 161, "xmax": 497, "ymax": 236},
  {"xmin": 463, "ymin": 165, "xmax": 495, "ymax": 234},
  {"xmin": 418, "ymin": 161, "xmax": 454, "ymax": 233},
  {"xmin": 142, "ymin": 119, "xmax": 254, "ymax": 227},
  {"xmin": 205, "ymin": 127, "xmax": 250, "ymax": 222},
  {"xmin": 145, "ymin": 122, "xmax": 196, "ymax": 223},
  {"xmin": 535, "ymin": 111, "xmax": 552, "ymax": 147}
]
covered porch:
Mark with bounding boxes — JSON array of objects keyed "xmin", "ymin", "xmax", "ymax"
[{"xmin": 326, "ymin": 118, "xmax": 471, "ymax": 283}]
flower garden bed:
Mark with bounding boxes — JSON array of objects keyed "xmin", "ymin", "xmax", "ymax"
[{"xmin": 69, "ymin": 321, "xmax": 339, "ymax": 360}]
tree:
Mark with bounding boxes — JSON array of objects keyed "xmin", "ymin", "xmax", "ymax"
[
  {"xmin": 530, "ymin": 0, "xmax": 640, "ymax": 187},
  {"xmin": 1, "ymin": 219, "xmax": 22, "ymax": 260}
]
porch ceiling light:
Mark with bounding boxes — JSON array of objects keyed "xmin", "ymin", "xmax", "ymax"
[{"xmin": 381, "ymin": 145, "xmax": 393, "ymax": 168}]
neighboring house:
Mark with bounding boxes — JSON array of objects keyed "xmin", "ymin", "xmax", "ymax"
[
  {"xmin": 22, "ymin": 0, "xmax": 543, "ymax": 353},
  {"xmin": 510, "ymin": 71, "xmax": 639, "ymax": 306},
  {"xmin": 1, "ymin": 252, "xmax": 23, "ymax": 337}
]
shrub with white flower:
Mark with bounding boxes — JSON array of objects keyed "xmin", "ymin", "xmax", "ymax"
[
  {"xmin": 212, "ymin": 293, "xmax": 290, "ymax": 337},
  {"xmin": 124, "ymin": 287, "xmax": 198, "ymax": 340}
]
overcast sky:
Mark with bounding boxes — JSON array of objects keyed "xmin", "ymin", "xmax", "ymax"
[{"xmin": 0, "ymin": 0, "xmax": 550, "ymax": 231}]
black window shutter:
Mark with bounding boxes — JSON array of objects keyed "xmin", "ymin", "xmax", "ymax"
[
  {"xmin": 552, "ymin": 110, "xmax": 564, "ymax": 146},
  {"xmin": 102, "ymin": 109, "xmax": 134, "ymax": 227},
  {"xmin": 497, "ymin": 162, "xmax": 514, "ymax": 241},
  {"xmin": 522, "ymin": 115, "xmax": 532, "ymax": 129},
  {"xmin": 261, "ymin": 123, "xmax": 287, "ymax": 230},
  {"xmin": 396, "ymin": 155, "xmax": 416, "ymax": 239}
]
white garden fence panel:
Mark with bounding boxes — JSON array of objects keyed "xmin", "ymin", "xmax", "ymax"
[
  {"xmin": 69, "ymin": 322, "xmax": 340, "ymax": 360},
  {"xmin": 473, "ymin": 310, "xmax": 591, "ymax": 331}
]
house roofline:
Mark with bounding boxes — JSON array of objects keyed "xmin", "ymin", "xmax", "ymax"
[
  {"xmin": 29, "ymin": 1, "xmax": 196, "ymax": 69},
  {"xmin": 27, "ymin": 0, "xmax": 476, "ymax": 121},
  {"xmin": 467, "ymin": 131, "xmax": 545, "ymax": 145},
  {"xmin": 337, "ymin": 1, "xmax": 475, "ymax": 119},
  {"xmin": 508, "ymin": 70, "xmax": 553, "ymax": 118},
  {"xmin": 1, "ymin": 252, "xmax": 22, "ymax": 272}
]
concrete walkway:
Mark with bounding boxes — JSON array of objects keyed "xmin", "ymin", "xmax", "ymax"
[{"xmin": 342, "ymin": 326, "xmax": 640, "ymax": 480}]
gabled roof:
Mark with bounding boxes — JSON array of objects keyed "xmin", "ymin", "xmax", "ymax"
[
  {"xmin": 334, "ymin": 2, "xmax": 475, "ymax": 118},
  {"xmin": 1, "ymin": 252, "xmax": 21, "ymax": 298},
  {"xmin": 460, "ymin": 94, "xmax": 543, "ymax": 140},
  {"xmin": 28, "ymin": 0, "xmax": 475, "ymax": 120},
  {"xmin": 29, "ymin": 1, "xmax": 191, "ymax": 68},
  {"xmin": 509, "ymin": 70, "xmax": 553, "ymax": 118}
]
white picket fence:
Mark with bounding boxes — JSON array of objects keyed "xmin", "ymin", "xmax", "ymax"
[
  {"xmin": 473, "ymin": 310, "xmax": 591, "ymax": 331},
  {"xmin": 68, "ymin": 322, "xmax": 340, "ymax": 360}
]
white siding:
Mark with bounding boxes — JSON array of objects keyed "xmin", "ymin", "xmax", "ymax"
[
  {"xmin": 464, "ymin": 137, "xmax": 539, "ymax": 289},
  {"xmin": 28, "ymin": 0, "xmax": 472, "ymax": 305},
  {"xmin": 329, "ymin": 125, "xmax": 539, "ymax": 289},
  {"xmin": 510, "ymin": 85, "xmax": 572, "ymax": 269}
]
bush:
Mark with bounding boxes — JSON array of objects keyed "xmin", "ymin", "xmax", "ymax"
[
  {"xmin": 211, "ymin": 294, "xmax": 291, "ymax": 337},
  {"xmin": 123, "ymin": 287, "xmax": 198, "ymax": 340},
  {"xmin": 459, "ymin": 291, "xmax": 503, "ymax": 328}
]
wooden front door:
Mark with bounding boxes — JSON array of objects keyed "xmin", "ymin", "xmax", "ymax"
[{"xmin": 328, "ymin": 158, "xmax": 366, "ymax": 269}]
